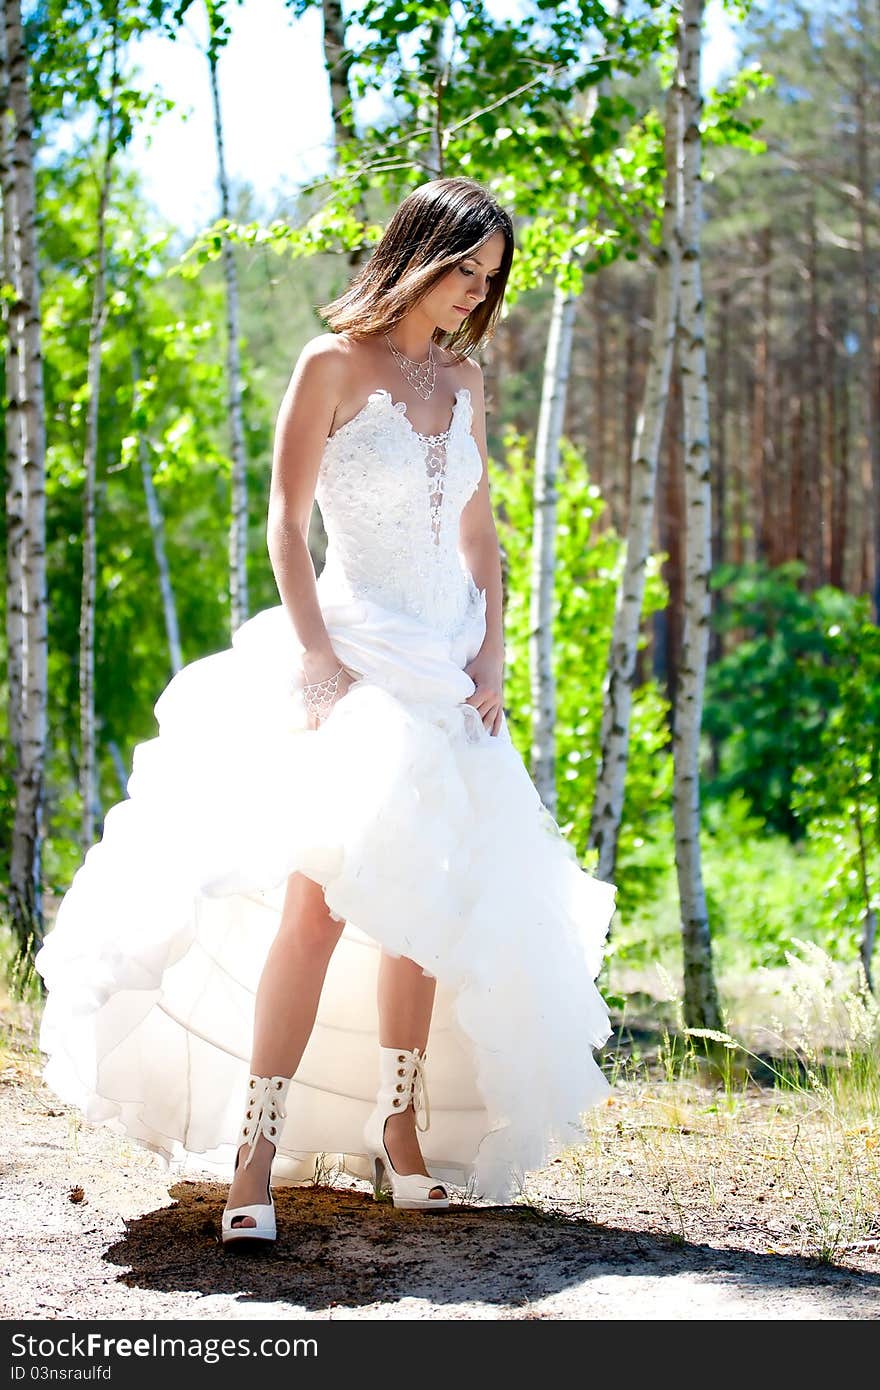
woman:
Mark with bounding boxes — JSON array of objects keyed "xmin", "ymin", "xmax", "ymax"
[{"xmin": 35, "ymin": 177, "xmax": 618, "ymax": 1250}]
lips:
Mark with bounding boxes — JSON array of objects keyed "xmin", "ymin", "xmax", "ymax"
[{"xmin": 453, "ymin": 305, "xmax": 471, "ymax": 315}]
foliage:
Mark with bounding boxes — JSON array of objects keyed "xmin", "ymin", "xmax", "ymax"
[
  {"xmin": 180, "ymin": 0, "xmax": 766, "ymax": 300},
  {"xmin": 703, "ymin": 561, "xmax": 854, "ymax": 837},
  {"xmin": 490, "ymin": 429, "xmax": 671, "ymax": 917},
  {"xmin": 0, "ymin": 151, "xmax": 276, "ymax": 889},
  {"xmin": 790, "ymin": 599, "xmax": 880, "ymax": 974},
  {"xmin": 610, "ymin": 797, "xmax": 863, "ymax": 979}
]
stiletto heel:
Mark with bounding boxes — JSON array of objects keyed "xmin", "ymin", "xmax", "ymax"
[
  {"xmin": 363, "ymin": 1046, "xmax": 450, "ymax": 1211},
  {"xmin": 221, "ymin": 1073, "xmax": 292, "ymax": 1249}
]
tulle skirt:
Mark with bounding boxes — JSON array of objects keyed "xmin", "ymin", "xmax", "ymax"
[{"xmin": 35, "ymin": 578, "xmax": 618, "ymax": 1201}]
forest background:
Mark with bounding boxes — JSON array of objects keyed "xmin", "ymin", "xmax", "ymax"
[{"xmin": 1, "ymin": 0, "xmax": 880, "ymax": 1267}]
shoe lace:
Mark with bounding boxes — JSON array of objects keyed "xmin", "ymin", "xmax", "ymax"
[
  {"xmin": 410, "ymin": 1047, "xmax": 431, "ymax": 1133},
  {"xmin": 241, "ymin": 1075, "xmax": 289, "ymax": 1170}
]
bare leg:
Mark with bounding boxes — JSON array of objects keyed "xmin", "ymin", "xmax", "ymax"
[
  {"xmin": 225, "ymin": 871, "xmax": 344, "ymax": 1226},
  {"xmin": 376, "ymin": 949, "xmax": 446, "ymax": 1200}
]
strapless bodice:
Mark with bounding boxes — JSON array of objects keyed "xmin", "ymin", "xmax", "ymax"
[{"xmin": 315, "ymin": 387, "xmax": 485, "ymax": 637}]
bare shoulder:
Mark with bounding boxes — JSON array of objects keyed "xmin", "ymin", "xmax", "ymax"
[
  {"xmin": 293, "ymin": 332, "xmax": 352, "ymax": 387},
  {"xmin": 440, "ymin": 347, "xmax": 484, "ymax": 398}
]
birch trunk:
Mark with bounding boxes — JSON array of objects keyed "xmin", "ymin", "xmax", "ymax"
[
  {"xmin": 418, "ymin": 18, "xmax": 447, "ymax": 177},
  {"xmin": 529, "ymin": 283, "xmax": 577, "ymax": 812},
  {"xmin": 528, "ymin": 66, "xmax": 606, "ymax": 814},
  {"xmin": 133, "ymin": 354, "xmax": 182, "ymax": 674},
  {"xmin": 320, "ymin": 0, "xmax": 369, "ymax": 270},
  {"xmin": 206, "ymin": 17, "xmax": 248, "ymax": 635},
  {"xmin": 1, "ymin": 0, "xmax": 48, "ymax": 951},
  {"xmin": 589, "ymin": 78, "xmax": 681, "ymax": 882},
  {"xmin": 78, "ymin": 30, "xmax": 119, "ymax": 855},
  {"xmin": 321, "ymin": 0, "xmax": 356, "ymax": 149},
  {"xmin": 673, "ymin": 0, "xmax": 722, "ymax": 1031}
]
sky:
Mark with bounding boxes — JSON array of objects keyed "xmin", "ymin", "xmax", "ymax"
[{"xmin": 125, "ymin": 1, "xmax": 742, "ymax": 237}]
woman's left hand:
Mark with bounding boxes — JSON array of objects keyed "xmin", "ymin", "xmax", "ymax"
[{"xmin": 463, "ymin": 653, "xmax": 505, "ymax": 736}]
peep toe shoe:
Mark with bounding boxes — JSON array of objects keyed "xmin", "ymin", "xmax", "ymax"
[
  {"xmin": 363, "ymin": 1046, "xmax": 450, "ymax": 1211},
  {"xmin": 221, "ymin": 1072, "xmax": 292, "ymax": 1249}
]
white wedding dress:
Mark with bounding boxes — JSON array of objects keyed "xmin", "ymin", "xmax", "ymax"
[{"xmin": 35, "ymin": 384, "xmax": 618, "ymax": 1201}]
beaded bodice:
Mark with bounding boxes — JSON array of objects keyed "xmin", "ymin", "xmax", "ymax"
[{"xmin": 315, "ymin": 387, "xmax": 484, "ymax": 636}]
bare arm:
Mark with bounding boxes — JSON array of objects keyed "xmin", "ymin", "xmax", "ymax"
[
  {"xmin": 458, "ymin": 361, "xmax": 505, "ymax": 735},
  {"xmin": 458, "ymin": 361, "xmax": 504, "ymax": 664},
  {"xmin": 266, "ymin": 338, "xmax": 353, "ymax": 713}
]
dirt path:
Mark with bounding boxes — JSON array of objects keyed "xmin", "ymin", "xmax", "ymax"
[{"xmin": 2, "ymin": 1073, "xmax": 879, "ymax": 1321}]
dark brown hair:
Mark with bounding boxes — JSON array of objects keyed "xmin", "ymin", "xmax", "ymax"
[{"xmin": 319, "ymin": 177, "xmax": 514, "ymax": 359}]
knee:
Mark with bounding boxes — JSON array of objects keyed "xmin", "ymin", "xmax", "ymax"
[{"xmin": 281, "ymin": 873, "xmax": 345, "ymax": 956}]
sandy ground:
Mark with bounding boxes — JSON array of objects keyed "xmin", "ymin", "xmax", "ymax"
[{"xmin": 2, "ymin": 1069, "xmax": 879, "ymax": 1322}]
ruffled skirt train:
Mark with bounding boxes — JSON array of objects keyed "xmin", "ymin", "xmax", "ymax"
[{"xmin": 35, "ymin": 583, "xmax": 617, "ymax": 1201}]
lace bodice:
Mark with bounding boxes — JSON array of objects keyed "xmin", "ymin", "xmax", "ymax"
[{"xmin": 315, "ymin": 387, "xmax": 485, "ymax": 636}]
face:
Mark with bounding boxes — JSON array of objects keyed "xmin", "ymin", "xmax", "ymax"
[{"xmin": 419, "ymin": 228, "xmax": 507, "ymax": 334}]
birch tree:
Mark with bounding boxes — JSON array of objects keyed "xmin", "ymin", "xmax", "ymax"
[
  {"xmin": 529, "ymin": 282, "xmax": 577, "ymax": 811},
  {"xmin": 672, "ymin": 0, "xmax": 722, "ymax": 1030},
  {"xmin": 529, "ymin": 65, "xmax": 609, "ymax": 814},
  {"xmin": 78, "ymin": 14, "xmax": 121, "ymax": 854},
  {"xmin": 204, "ymin": 0, "xmax": 248, "ymax": 634},
  {"xmin": 0, "ymin": 0, "xmax": 48, "ymax": 950},
  {"xmin": 132, "ymin": 352, "xmax": 183, "ymax": 674},
  {"xmin": 589, "ymin": 77, "xmax": 682, "ymax": 883}
]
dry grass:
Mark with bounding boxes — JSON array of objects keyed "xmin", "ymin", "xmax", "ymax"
[
  {"xmin": 535, "ymin": 1071, "xmax": 880, "ymax": 1269},
  {"xmin": 552, "ymin": 941, "xmax": 880, "ymax": 1268}
]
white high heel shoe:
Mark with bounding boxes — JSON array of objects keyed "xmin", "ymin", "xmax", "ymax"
[
  {"xmin": 363, "ymin": 1046, "xmax": 450, "ymax": 1211},
  {"xmin": 221, "ymin": 1073, "xmax": 292, "ymax": 1249}
]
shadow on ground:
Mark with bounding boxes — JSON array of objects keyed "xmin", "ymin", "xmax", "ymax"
[{"xmin": 103, "ymin": 1181, "xmax": 880, "ymax": 1314}]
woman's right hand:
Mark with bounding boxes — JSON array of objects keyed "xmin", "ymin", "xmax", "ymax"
[{"xmin": 301, "ymin": 649, "xmax": 358, "ymax": 730}]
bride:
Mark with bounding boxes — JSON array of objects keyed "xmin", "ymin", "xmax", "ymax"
[{"xmin": 35, "ymin": 176, "xmax": 618, "ymax": 1251}]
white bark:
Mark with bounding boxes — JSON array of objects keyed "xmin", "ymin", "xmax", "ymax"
[
  {"xmin": 1, "ymin": 0, "xmax": 48, "ymax": 950},
  {"xmin": 78, "ymin": 28, "xmax": 119, "ymax": 855},
  {"xmin": 589, "ymin": 80, "xmax": 682, "ymax": 883},
  {"xmin": 133, "ymin": 356, "xmax": 183, "ymax": 674},
  {"xmin": 529, "ymin": 285, "xmax": 577, "ymax": 813},
  {"xmin": 673, "ymin": 0, "xmax": 722, "ymax": 1031},
  {"xmin": 206, "ymin": 16, "xmax": 248, "ymax": 635},
  {"xmin": 321, "ymin": 0, "xmax": 356, "ymax": 150},
  {"xmin": 528, "ymin": 72, "xmax": 606, "ymax": 816}
]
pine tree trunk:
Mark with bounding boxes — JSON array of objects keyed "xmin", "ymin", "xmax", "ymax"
[
  {"xmin": 750, "ymin": 225, "xmax": 772, "ymax": 564},
  {"xmin": 855, "ymin": 0, "xmax": 880, "ymax": 618},
  {"xmin": 1, "ymin": 0, "xmax": 48, "ymax": 951},
  {"xmin": 592, "ymin": 276, "xmax": 607, "ymax": 494},
  {"xmin": 789, "ymin": 368, "xmax": 805, "ymax": 573},
  {"xmin": 732, "ymin": 354, "xmax": 747, "ymax": 567},
  {"xmin": 829, "ymin": 297, "xmax": 849, "ymax": 588},
  {"xmin": 673, "ymin": 0, "xmax": 722, "ymax": 1032},
  {"xmin": 207, "ymin": 20, "xmax": 248, "ymax": 635},
  {"xmin": 806, "ymin": 199, "xmax": 825, "ymax": 585},
  {"xmin": 589, "ymin": 79, "xmax": 681, "ymax": 882}
]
